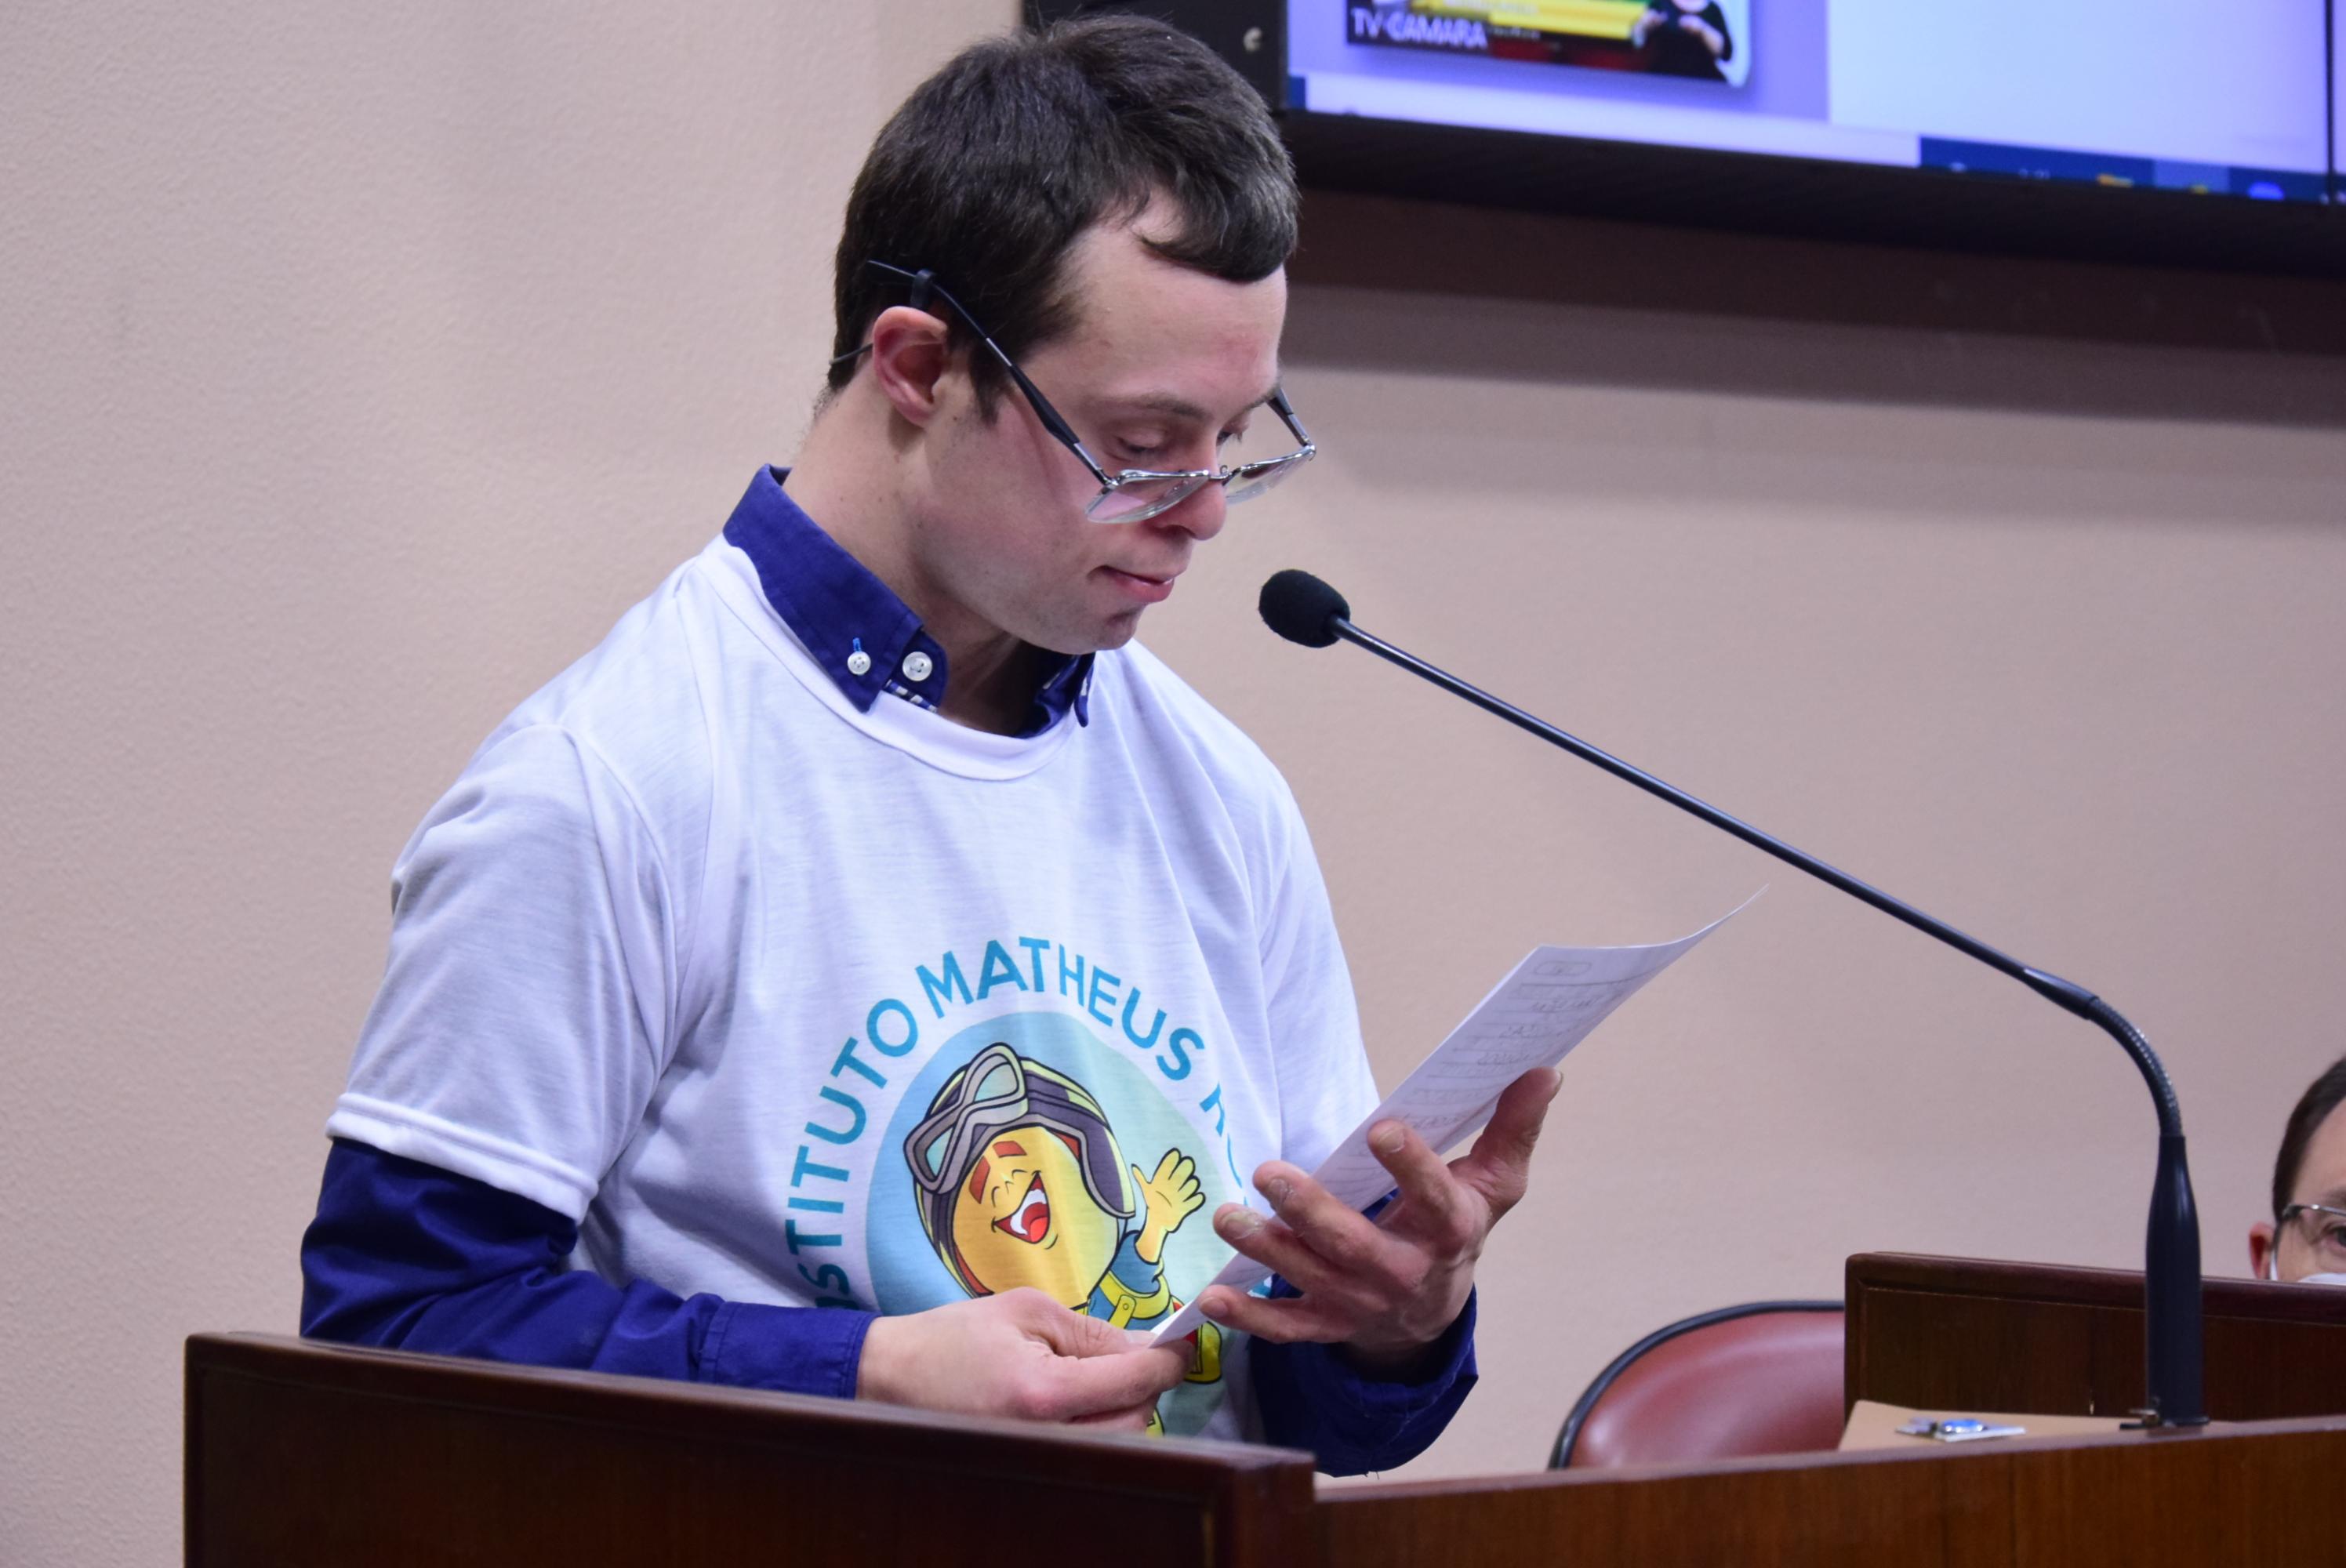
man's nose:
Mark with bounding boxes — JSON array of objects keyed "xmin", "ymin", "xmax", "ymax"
[{"xmin": 1157, "ymin": 481, "xmax": 1228, "ymax": 543}]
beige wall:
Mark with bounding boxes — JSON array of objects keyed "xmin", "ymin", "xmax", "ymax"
[{"xmin": 6, "ymin": 5, "xmax": 2346, "ymax": 1562}]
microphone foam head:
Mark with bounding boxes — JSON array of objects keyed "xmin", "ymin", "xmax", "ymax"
[{"xmin": 1258, "ymin": 570, "xmax": 1350, "ymax": 648}]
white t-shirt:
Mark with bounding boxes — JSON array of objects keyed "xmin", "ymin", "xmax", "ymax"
[{"xmin": 328, "ymin": 532, "xmax": 1377, "ymax": 1440}]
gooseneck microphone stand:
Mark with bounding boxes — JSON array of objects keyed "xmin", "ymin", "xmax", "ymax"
[{"xmin": 1260, "ymin": 568, "xmax": 2206, "ymax": 1427}]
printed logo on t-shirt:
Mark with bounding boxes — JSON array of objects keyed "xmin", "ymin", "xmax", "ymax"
[{"xmin": 781, "ymin": 937, "xmax": 1247, "ymax": 1437}]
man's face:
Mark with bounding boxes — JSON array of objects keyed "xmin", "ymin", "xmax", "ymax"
[
  {"xmin": 899, "ymin": 214, "xmax": 1288, "ymax": 657},
  {"xmin": 2251, "ymin": 1100, "xmax": 2346, "ymax": 1280}
]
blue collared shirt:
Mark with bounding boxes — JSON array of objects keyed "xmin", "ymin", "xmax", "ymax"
[
  {"xmin": 722, "ymin": 466, "xmax": 1091, "ymax": 736},
  {"xmin": 297, "ymin": 468, "xmax": 1475, "ymax": 1474}
]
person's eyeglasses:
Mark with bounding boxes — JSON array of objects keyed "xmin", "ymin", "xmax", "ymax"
[
  {"xmin": 835, "ymin": 260, "xmax": 1316, "ymax": 524},
  {"xmin": 2272, "ymin": 1201, "xmax": 2346, "ymax": 1276}
]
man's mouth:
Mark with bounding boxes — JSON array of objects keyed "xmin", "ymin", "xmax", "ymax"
[
  {"xmin": 995, "ymin": 1174, "xmax": 1051, "ymax": 1243},
  {"xmin": 1102, "ymin": 566, "xmax": 1178, "ymax": 604}
]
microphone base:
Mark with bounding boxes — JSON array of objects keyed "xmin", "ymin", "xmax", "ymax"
[{"xmin": 2141, "ymin": 1130, "xmax": 2207, "ymax": 1427}]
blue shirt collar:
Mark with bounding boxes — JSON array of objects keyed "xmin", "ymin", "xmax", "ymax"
[{"xmin": 722, "ymin": 466, "xmax": 1091, "ymax": 736}]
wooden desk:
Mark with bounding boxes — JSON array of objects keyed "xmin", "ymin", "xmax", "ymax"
[
  {"xmin": 1316, "ymin": 1415, "xmax": 2346, "ymax": 1566},
  {"xmin": 188, "ymin": 1329, "xmax": 2346, "ymax": 1566},
  {"xmin": 1846, "ymin": 1251, "xmax": 2346, "ymax": 1420}
]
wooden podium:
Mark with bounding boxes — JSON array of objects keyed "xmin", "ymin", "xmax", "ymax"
[{"xmin": 189, "ymin": 1256, "xmax": 2346, "ymax": 1566}]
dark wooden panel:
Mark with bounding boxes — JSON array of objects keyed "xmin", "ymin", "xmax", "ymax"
[
  {"xmin": 194, "ymin": 1323, "xmax": 2346, "ymax": 1567},
  {"xmin": 186, "ymin": 1334, "xmax": 1316, "ymax": 1568},
  {"xmin": 1319, "ymin": 1418, "xmax": 2346, "ymax": 1568},
  {"xmin": 1845, "ymin": 1254, "xmax": 2346, "ymax": 1421}
]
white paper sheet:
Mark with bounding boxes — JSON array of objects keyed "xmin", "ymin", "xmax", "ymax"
[{"xmin": 1147, "ymin": 895, "xmax": 1756, "ymax": 1347}]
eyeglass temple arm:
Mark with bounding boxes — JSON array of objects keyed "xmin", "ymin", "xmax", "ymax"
[
  {"xmin": 994, "ymin": 355, "xmax": 1108, "ymax": 480},
  {"xmin": 862, "ymin": 260, "xmax": 1112, "ymax": 486},
  {"xmin": 1269, "ymin": 387, "xmax": 1313, "ymax": 451}
]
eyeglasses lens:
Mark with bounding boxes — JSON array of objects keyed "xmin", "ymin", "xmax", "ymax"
[
  {"xmin": 1087, "ymin": 474, "xmax": 1208, "ymax": 524},
  {"xmin": 2290, "ymin": 1207, "xmax": 2346, "ymax": 1272},
  {"xmin": 1224, "ymin": 456, "xmax": 1306, "ymax": 507}
]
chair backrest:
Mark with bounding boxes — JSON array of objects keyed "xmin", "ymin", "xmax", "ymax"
[{"xmin": 1551, "ymin": 1301, "xmax": 1845, "ymax": 1469}]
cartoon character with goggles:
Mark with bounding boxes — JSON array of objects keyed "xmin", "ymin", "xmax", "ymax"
[{"xmin": 906, "ymin": 1042, "xmax": 1222, "ymax": 1417}]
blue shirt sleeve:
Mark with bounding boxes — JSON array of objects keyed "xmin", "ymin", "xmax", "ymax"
[
  {"xmin": 1244, "ymin": 1187, "xmax": 1481, "ymax": 1477},
  {"xmin": 1248, "ymin": 1283, "xmax": 1478, "ymax": 1476},
  {"xmin": 300, "ymin": 1138, "xmax": 872, "ymax": 1399}
]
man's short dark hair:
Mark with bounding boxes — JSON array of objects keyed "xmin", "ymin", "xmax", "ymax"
[
  {"xmin": 2271, "ymin": 1054, "xmax": 2346, "ymax": 1218},
  {"xmin": 826, "ymin": 15, "xmax": 1298, "ymax": 408}
]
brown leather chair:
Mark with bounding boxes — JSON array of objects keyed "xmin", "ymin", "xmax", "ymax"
[{"xmin": 1550, "ymin": 1301, "xmax": 1846, "ymax": 1468}]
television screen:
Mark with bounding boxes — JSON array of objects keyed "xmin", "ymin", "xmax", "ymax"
[{"xmin": 1288, "ymin": 0, "xmax": 2336, "ymax": 203}]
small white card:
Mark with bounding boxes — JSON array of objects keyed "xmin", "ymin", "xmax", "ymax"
[{"xmin": 1147, "ymin": 895, "xmax": 1756, "ymax": 1346}]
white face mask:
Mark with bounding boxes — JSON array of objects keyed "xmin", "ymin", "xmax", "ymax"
[{"xmin": 2263, "ymin": 1254, "xmax": 2346, "ymax": 1285}]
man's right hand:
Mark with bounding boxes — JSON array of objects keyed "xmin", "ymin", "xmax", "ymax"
[{"xmin": 856, "ymin": 1289, "xmax": 1186, "ymax": 1429}]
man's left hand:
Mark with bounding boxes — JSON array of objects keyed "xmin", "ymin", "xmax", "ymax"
[{"xmin": 1194, "ymin": 1066, "xmax": 1562, "ymax": 1372}]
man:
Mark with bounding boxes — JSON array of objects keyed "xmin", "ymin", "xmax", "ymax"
[
  {"xmin": 301, "ymin": 17, "xmax": 1558, "ymax": 1472},
  {"xmin": 2250, "ymin": 1054, "xmax": 2346, "ymax": 1284}
]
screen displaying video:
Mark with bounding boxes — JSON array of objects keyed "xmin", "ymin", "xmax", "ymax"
[
  {"xmin": 1291, "ymin": 0, "xmax": 2336, "ymax": 202},
  {"xmin": 1349, "ymin": 1, "xmax": 1750, "ymax": 88}
]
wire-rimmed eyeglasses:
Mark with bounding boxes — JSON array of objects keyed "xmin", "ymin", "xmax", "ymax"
[
  {"xmin": 834, "ymin": 260, "xmax": 1315, "ymax": 524},
  {"xmin": 2267, "ymin": 1201, "xmax": 2346, "ymax": 1279}
]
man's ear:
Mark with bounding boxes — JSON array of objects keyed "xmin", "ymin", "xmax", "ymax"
[
  {"xmin": 2250, "ymin": 1219, "xmax": 2276, "ymax": 1280},
  {"xmin": 866, "ymin": 304, "xmax": 957, "ymax": 428}
]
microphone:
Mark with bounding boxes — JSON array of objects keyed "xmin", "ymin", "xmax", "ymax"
[
  {"xmin": 1259, "ymin": 568, "xmax": 1350, "ymax": 647},
  {"xmin": 1258, "ymin": 568, "xmax": 2208, "ymax": 1428}
]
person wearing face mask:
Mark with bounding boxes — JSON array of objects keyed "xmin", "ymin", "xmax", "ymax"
[{"xmin": 2249, "ymin": 1054, "xmax": 2346, "ymax": 1285}]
